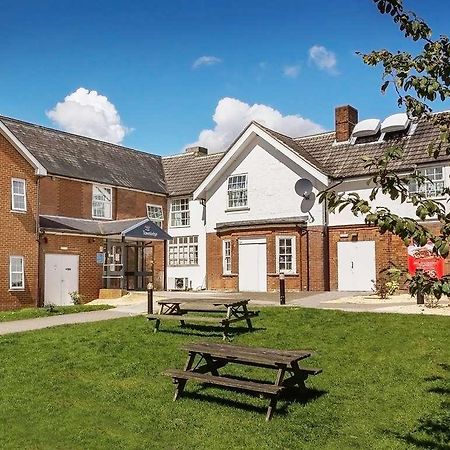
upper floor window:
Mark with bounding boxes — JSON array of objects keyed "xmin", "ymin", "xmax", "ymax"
[
  {"xmin": 92, "ymin": 185, "xmax": 112, "ymax": 219},
  {"xmin": 223, "ymin": 240, "xmax": 231, "ymax": 274},
  {"xmin": 409, "ymin": 167, "xmax": 445, "ymax": 198},
  {"xmin": 227, "ymin": 174, "xmax": 248, "ymax": 209},
  {"xmin": 171, "ymin": 198, "xmax": 190, "ymax": 227},
  {"xmin": 168, "ymin": 236, "xmax": 198, "ymax": 266},
  {"xmin": 147, "ymin": 204, "xmax": 164, "ymax": 227},
  {"xmin": 9, "ymin": 256, "xmax": 24, "ymax": 290},
  {"xmin": 11, "ymin": 178, "xmax": 26, "ymax": 212},
  {"xmin": 276, "ymin": 236, "xmax": 296, "ymax": 275}
]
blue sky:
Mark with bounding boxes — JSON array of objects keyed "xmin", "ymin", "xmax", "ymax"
[{"xmin": 1, "ymin": 0, "xmax": 449, "ymax": 155}]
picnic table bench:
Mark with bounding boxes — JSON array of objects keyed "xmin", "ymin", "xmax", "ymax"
[
  {"xmin": 147, "ymin": 298, "xmax": 259, "ymax": 339},
  {"xmin": 164, "ymin": 342, "xmax": 322, "ymax": 421}
]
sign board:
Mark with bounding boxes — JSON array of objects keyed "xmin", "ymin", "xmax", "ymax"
[
  {"xmin": 123, "ymin": 219, "xmax": 172, "ymax": 241},
  {"xmin": 96, "ymin": 252, "xmax": 105, "ymax": 264},
  {"xmin": 407, "ymin": 242, "xmax": 444, "ymax": 279}
]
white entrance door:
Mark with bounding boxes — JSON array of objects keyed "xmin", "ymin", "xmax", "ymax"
[
  {"xmin": 337, "ymin": 241, "xmax": 376, "ymax": 291},
  {"xmin": 238, "ymin": 238, "xmax": 267, "ymax": 292},
  {"xmin": 44, "ymin": 254, "xmax": 79, "ymax": 305}
]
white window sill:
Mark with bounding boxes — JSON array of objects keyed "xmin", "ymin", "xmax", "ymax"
[
  {"xmin": 268, "ymin": 272, "xmax": 299, "ymax": 277},
  {"xmin": 225, "ymin": 207, "xmax": 250, "ymax": 213},
  {"xmin": 92, "ymin": 216, "xmax": 113, "ymax": 221},
  {"xmin": 9, "ymin": 288, "xmax": 25, "ymax": 292},
  {"xmin": 170, "ymin": 224, "xmax": 191, "ymax": 228},
  {"xmin": 11, "ymin": 209, "xmax": 27, "ymax": 214},
  {"xmin": 168, "ymin": 264, "xmax": 200, "ymax": 267},
  {"xmin": 223, "ymin": 273, "xmax": 238, "ymax": 277}
]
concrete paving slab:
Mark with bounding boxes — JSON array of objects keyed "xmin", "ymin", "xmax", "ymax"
[{"xmin": 0, "ymin": 309, "xmax": 135, "ymax": 336}]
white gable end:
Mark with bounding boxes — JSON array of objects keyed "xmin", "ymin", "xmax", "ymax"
[{"xmin": 203, "ymin": 133, "xmax": 327, "ymax": 233}]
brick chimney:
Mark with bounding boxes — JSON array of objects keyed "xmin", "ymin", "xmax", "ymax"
[
  {"xmin": 184, "ymin": 146, "xmax": 208, "ymax": 156},
  {"xmin": 335, "ymin": 105, "xmax": 358, "ymax": 142}
]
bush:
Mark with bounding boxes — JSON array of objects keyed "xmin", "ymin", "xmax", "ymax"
[
  {"xmin": 372, "ymin": 267, "xmax": 403, "ymax": 299},
  {"xmin": 69, "ymin": 292, "xmax": 84, "ymax": 305}
]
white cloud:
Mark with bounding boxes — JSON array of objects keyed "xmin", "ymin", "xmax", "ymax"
[
  {"xmin": 188, "ymin": 97, "xmax": 324, "ymax": 153},
  {"xmin": 308, "ymin": 45, "xmax": 338, "ymax": 74},
  {"xmin": 47, "ymin": 88, "xmax": 129, "ymax": 144},
  {"xmin": 192, "ymin": 55, "xmax": 222, "ymax": 69},
  {"xmin": 283, "ymin": 65, "xmax": 300, "ymax": 78}
]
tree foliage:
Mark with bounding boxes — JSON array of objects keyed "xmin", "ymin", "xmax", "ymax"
[{"xmin": 319, "ymin": 0, "xmax": 450, "ymax": 298}]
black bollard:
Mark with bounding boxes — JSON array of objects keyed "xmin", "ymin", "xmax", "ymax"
[
  {"xmin": 417, "ymin": 291, "xmax": 424, "ymax": 305},
  {"xmin": 279, "ymin": 273, "xmax": 286, "ymax": 305}
]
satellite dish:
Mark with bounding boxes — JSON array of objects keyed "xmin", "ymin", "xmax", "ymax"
[
  {"xmin": 301, "ymin": 193, "xmax": 316, "ymax": 213},
  {"xmin": 295, "ymin": 178, "xmax": 313, "ymax": 198}
]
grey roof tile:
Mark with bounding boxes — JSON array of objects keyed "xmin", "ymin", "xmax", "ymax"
[
  {"xmin": 1, "ymin": 116, "xmax": 167, "ymax": 194},
  {"xmin": 257, "ymin": 115, "xmax": 450, "ymax": 179},
  {"xmin": 162, "ymin": 151, "xmax": 224, "ymax": 196}
]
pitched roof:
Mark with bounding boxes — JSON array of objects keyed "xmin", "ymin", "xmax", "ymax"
[
  {"xmin": 256, "ymin": 114, "xmax": 450, "ymax": 179},
  {"xmin": 0, "ymin": 116, "xmax": 167, "ymax": 194},
  {"xmin": 162, "ymin": 151, "xmax": 224, "ymax": 196}
]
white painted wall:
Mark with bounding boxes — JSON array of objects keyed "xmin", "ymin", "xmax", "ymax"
[
  {"xmin": 166, "ymin": 198, "xmax": 207, "ymax": 290},
  {"xmin": 328, "ymin": 164, "xmax": 450, "ymax": 226},
  {"xmin": 205, "ymin": 137, "xmax": 327, "ymax": 233}
]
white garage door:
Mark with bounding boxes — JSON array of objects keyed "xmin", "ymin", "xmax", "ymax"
[
  {"xmin": 238, "ymin": 238, "xmax": 267, "ymax": 292},
  {"xmin": 337, "ymin": 241, "xmax": 376, "ymax": 291},
  {"xmin": 44, "ymin": 254, "xmax": 79, "ymax": 305}
]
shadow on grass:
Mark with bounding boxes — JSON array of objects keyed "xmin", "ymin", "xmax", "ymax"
[
  {"xmin": 182, "ymin": 384, "xmax": 326, "ymax": 418},
  {"xmin": 151, "ymin": 323, "xmax": 267, "ymax": 339},
  {"xmin": 385, "ymin": 363, "xmax": 450, "ymax": 450}
]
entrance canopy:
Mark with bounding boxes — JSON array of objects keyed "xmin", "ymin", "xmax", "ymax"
[{"xmin": 40, "ymin": 215, "xmax": 172, "ymax": 241}]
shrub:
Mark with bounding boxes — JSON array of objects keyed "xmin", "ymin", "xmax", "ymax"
[{"xmin": 69, "ymin": 292, "xmax": 84, "ymax": 305}]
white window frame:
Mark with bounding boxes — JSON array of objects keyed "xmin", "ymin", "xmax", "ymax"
[
  {"xmin": 409, "ymin": 166, "xmax": 445, "ymax": 199},
  {"xmin": 9, "ymin": 256, "xmax": 24, "ymax": 290},
  {"xmin": 92, "ymin": 185, "xmax": 113, "ymax": 220},
  {"xmin": 223, "ymin": 240, "xmax": 232, "ymax": 274},
  {"xmin": 168, "ymin": 236, "xmax": 199, "ymax": 266},
  {"xmin": 11, "ymin": 178, "xmax": 27, "ymax": 212},
  {"xmin": 147, "ymin": 204, "xmax": 164, "ymax": 227},
  {"xmin": 170, "ymin": 198, "xmax": 190, "ymax": 227},
  {"xmin": 276, "ymin": 236, "xmax": 296, "ymax": 275},
  {"xmin": 227, "ymin": 173, "xmax": 248, "ymax": 209}
]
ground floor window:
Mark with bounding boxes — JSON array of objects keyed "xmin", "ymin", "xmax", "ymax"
[
  {"xmin": 223, "ymin": 240, "xmax": 231, "ymax": 274},
  {"xmin": 168, "ymin": 236, "xmax": 198, "ymax": 266},
  {"xmin": 9, "ymin": 256, "xmax": 24, "ymax": 290},
  {"xmin": 276, "ymin": 236, "xmax": 296, "ymax": 274}
]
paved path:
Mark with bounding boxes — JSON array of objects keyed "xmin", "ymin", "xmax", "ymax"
[{"xmin": 0, "ymin": 309, "xmax": 136, "ymax": 336}]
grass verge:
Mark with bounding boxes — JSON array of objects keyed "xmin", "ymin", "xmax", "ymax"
[
  {"xmin": 0, "ymin": 308, "xmax": 449, "ymax": 449},
  {"xmin": 0, "ymin": 304, "xmax": 113, "ymax": 322}
]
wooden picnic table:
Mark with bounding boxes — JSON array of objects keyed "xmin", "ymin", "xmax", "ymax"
[
  {"xmin": 164, "ymin": 342, "xmax": 322, "ymax": 421},
  {"xmin": 147, "ymin": 298, "xmax": 259, "ymax": 339}
]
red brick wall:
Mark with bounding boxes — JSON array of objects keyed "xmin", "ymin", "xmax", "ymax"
[
  {"xmin": 206, "ymin": 226, "xmax": 326, "ymax": 292},
  {"xmin": 0, "ymin": 133, "xmax": 39, "ymax": 310},
  {"xmin": 39, "ymin": 234, "xmax": 103, "ymax": 304},
  {"xmin": 328, "ymin": 223, "xmax": 448, "ymax": 290},
  {"xmin": 40, "ymin": 176, "xmax": 167, "ymax": 224}
]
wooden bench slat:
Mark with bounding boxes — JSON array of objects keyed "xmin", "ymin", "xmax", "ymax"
[
  {"xmin": 298, "ymin": 367, "xmax": 322, "ymax": 375},
  {"xmin": 148, "ymin": 314, "xmax": 223, "ymax": 323},
  {"xmin": 163, "ymin": 369, "xmax": 284, "ymax": 395},
  {"xmin": 181, "ymin": 343, "xmax": 311, "ymax": 365}
]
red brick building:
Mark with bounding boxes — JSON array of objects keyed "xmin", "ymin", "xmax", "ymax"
[{"xmin": 0, "ymin": 116, "xmax": 170, "ymax": 310}]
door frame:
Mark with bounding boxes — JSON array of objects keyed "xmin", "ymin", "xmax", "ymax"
[
  {"xmin": 238, "ymin": 237, "xmax": 267, "ymax": 292},
  {"xmin": 44, "ymin": 253, "xmax": 80, "ymax": 305}
]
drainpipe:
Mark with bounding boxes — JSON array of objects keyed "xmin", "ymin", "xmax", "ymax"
[
  {"xmin": 322, "ymin": 178, "xmax": 344, "ymax": 291},
  {"xmin": 36, "ymin": 176, "xmax": 42, "ymax": 307}
]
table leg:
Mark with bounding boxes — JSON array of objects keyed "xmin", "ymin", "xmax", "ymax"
[
  {"xmin": 242, "ymin": 303, "xmax": 253, "ymax": 331},
  {"xmin": 222, "ymin": 322, "xmax": 230, "ymax": 341},
  {"xmin": 173, "ymin": 352, "xmax": 196, "ymax": 401},
  {"xmin": 203, "ymin": 354, "xmax": 221, "ymax": 376},
  {"xmin": 266, "ymin": 366, "xmax": 286, "ymax": 421},
  {"xmin": 288, "ymin": 361, "xmax": 309, "ymax": 389},
  {"xmin": 153, "ymin": 318, "xmax": 161, "ymax": 333}
]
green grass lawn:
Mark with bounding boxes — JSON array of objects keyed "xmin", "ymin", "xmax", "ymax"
[
  {"xmin": 0, "ymin": 308, "xmax": 449, "ymax": 450},
  {"xmin": 0, "ymin": 304, "xmax": 112, "ymax": 322}
]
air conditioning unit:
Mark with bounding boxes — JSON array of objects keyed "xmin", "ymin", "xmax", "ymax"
[{"xmin": 168, "ymin": 277, "xmax": 190, "ymax": 291}]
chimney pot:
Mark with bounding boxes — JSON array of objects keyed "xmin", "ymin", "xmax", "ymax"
[
  {"xmin": 335, "ymin": 105, "xmax": 358, "ymax": 142},
  {"xmin": 184, "ymin": 146, "xmax": 208, "ymax": 156}
]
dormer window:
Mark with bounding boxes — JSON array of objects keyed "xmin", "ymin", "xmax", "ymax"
[
  {"xmin": 92, "ymin": 185, "xmax": 112, "ymax": 219},
  {"xmin": 409, "ymin": 167, "xmax": 445, "ymax": 198},
  {"xmin": 227, "ymin": 174, "xmax": 248, "ymax": 209}
]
